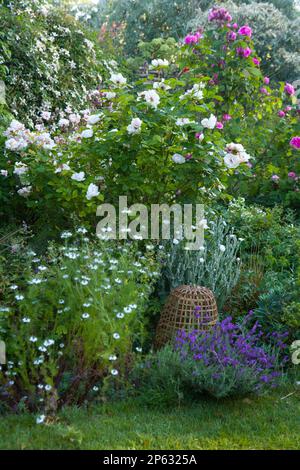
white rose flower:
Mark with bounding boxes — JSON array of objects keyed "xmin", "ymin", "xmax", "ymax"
[
  {"xmin": 87, "ymin": 114, "xmax": 101, "ymax": 125},
  {"xmin": 201, "ymin": 114, "xmax": 217, "ymax": 129},
  {"xmin": 81, "ymin": 129, "xmax": 94, "ymax": 139},
  {"xmin": 224, "ymin": 153, "xmax": 241, "ymax": 169},
  {"xmin": 127, "ymin": 118, "xmax": 142, "ymax": 135},
  {"xmin": 110, "ymin": 72, "xmax": 127, "ymax": 86},
  {"xmin": 172, "ymin": 153, "xmax": 186, "ymax": 164},
  {"xmin": 71, "ymin": 171, "xmax": 85, "ymax": 182},
  {"xmin": 138, "ymin": 90, "xmax": 160, "ymax": 109},
  {"xmin": 86, "ymin": 183, "xmax": 100, "ymax": 200}
]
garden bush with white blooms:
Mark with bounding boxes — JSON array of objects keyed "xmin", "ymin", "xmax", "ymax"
[
  {"xmin": 0, "ymin": 231, "xmax": 160, "ymax": 413},
  {"xmin": 1, "ymin": 5, "xmax": 299, "ymax": 231}
]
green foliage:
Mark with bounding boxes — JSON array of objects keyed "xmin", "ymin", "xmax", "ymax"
[
  {"xmin": 0, "ymin": 233, "xmax": 160, "ymax": 411},
  {"xmin": 0, "ymin": 1, "xmax": 107, "ymax": 125},
  {"xmin": 102, "ymin": 0, "xmax": 200, "ymax": 55}
]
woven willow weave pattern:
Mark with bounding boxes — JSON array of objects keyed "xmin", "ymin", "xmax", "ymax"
[{"xmin": 155, "ymin": 285, "xmax": 218, "ymax": 349}]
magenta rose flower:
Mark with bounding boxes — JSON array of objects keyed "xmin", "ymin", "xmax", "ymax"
[
  {"xmin": 236, "ymin": 47, "xmax": 252, "ymax": 58},
  {"xmin": 238, "ymin": 25, "xmax": 252, "ymax": 37},
  {"xmin": 253, "ymin": 57, "xmax": 260, "ymax": 66},
  {"xmin": 290, "ymin": 137, "xmax": 300, "ymax": 149},
  {"xmin": 288, "ymin": 172, "xmax": 297, "ymax": 179},
  {"xmin": 278, "ymin": 110, "xmax": 285, "ymax": 117},
  {"xmin": 264, "ymin": 77, "xmax": 270, "ymax": 85},
  {"xmin": 284, "ymin": 83, "xmax": 295, "ymax": 95}
]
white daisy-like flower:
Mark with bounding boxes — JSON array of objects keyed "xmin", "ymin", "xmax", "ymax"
[
  {"xmin": 22, "ymin": 317, "xmax": 31, "ymax": 323},
  {"xmin": 36, "ymin": 414, "xmax": 46, "ymax": 424},
  {"xmin": 117, "ymin": 313, "xmax": 124, "ymax": 319},
  {"xmin": 60, "ymin": 231, "xmax": 72, "ymax": 239},
  {"xmin": 82, "ymin": 313, "xmax": 90, "ymax": 319},
  {"xmin": 29, "ymin": 336, "xmax": 38, "ymax": 343},
  {"xmin": 111, "ymin": 369, "xmax": 119, "ymax": 376},
  {"xmin": 45, "ymin": 384, "xmax": 52, "ymax": 391},
  {"xmin": 109, "ymin": 355, "xmax": 117, "ymax": 361},
  {"xmin": 113, "ymin": 333, "xmax": 120, "ymax": 340}
]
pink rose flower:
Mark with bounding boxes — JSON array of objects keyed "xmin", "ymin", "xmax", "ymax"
[
  {"xmin": 271, "ymin": 174, "xmax": 280, "ymax": 182},
  {"xmin": 284, "ymin": 83, "xmax": 295, "ymax": 95},
  {"xmin": 263, "ymin": 77, "xmax": 270, "ymax": 85},
  {"xmin": 253, "ymin": 57, "xmax": 260, "ymax": 66},
  {"xmin": 290, "ymin": 137, "xmax": 300, "ymax": 149},
  {"xmin": 288, "ymin": 172, "xmax": 297, "ymax": 179},
  {"xmin": 223, "ymin": 114, "xmax": 232, "ymax": 121},
  {"xmin": 278, "ymin": 110, "xmax": 285, "ymax": 117},
  {"xmin": 227, "ymin": 31, "xmax": 237, "ymax": 41},
  {"xmin": 236, "ymin": 47, "xmax": 252, "ymax": 58},
  {"xmin": 216, "ymin": 122, "xmax": 224, "ymax": 129},
  {"xmin": 238, "ymin": 25, "xmax": 252, "ymax": 37}
]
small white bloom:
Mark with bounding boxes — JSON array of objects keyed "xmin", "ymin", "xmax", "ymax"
[
  {"xmin": 58, "ymin": 118, "xmax": 69, "ymax": 128},
  {"xmin": 30, "ymin": 336, "xmax": 38, "ymax": 343},
  {"xmin": 22, "ymin": 317, "xmax": 31, "ymax": 323},
  {"xmin": 82, "ymin": 313, "xmax": 90, "ymax": 319},
  {"xmin": 71, "ymin": 171, "xmax": 85, "ymax": 182},
  {"xmin": 127, "ymin": 118, "xmax": 142, "ymax": 135},
  {"xmin": 110, "ymin": 72, "xmax": 127, "ymax": 86},
  {"xmin": 81, "ymin": 129, "xmax": 93, "ymax": 139},
  {"xmin": 219, "ymin": 244, "xmax": 226, "ymax": 253},
  {"xmin": 176, "ymin": 118, "xmax": 194, "ymax": 126},
  {"xmin": 138, "ymin": 90, "xmax": 160, "ymax": 109},
  {"xmin": 111, "ymin": 369, "xmax": 119, "ymax": 376},
  {"xmin": 0, "ymin": 170, "xmax": 8, "ymax": 177},
  {"xmin": 113, "ymin": 333, "xmax": 120, "ymax": 340},
  {"xmin": 87, "ymin": 114, "xmax": 101, "ymax": 125},
  {"xmin": 86, "ymin": 183, "xmax": 100, "ymax": 200},
  {"xmin": 201, "ymin": 114, "xmax": 217, "ymax": 129},
  {"xmin": 172, "ymin": 153, "xmax": 185, "ymax": 164},
  {"xmin": 36, "ymin": 414, "xmax": 46, "ymax": 424},
  {"xmin": 13, "ymin": 162, "xmax": 28, "ymax": 176},
  {"xmin": 17, "ymin": 186, "xmax": 32, "ymax": 198},
  {"xmin": 15, "ymin": 294, "xmax": 24, "ymax": 301}
]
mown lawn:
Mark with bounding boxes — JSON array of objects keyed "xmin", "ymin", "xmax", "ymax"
[{"xmin": 0, "ymin": 387, "xmax": 299, "ymax": 450}]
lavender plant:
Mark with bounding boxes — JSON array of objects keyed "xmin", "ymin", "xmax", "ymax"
[
  {"xmin": 136, "ymin": 313, "xmax": 287, "ymax": 404},
  {"xmin": 174, "ymin": 313, "xmax": 288, "ymax": 398}
]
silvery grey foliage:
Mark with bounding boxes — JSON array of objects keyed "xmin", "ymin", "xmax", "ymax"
[{"xmin": 161, "ymin": 218, "xmax": 241, "ymax": 310}]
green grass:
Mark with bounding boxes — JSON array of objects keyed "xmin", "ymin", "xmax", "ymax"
[{"xmin": 0, "ymin": 387, "xmax": 299, "ymax": 450}]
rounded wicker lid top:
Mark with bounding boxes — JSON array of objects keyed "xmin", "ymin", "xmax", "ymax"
[{"xmin": 171, "ymin": 285, "xmax": 216, "ymax": 301}]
